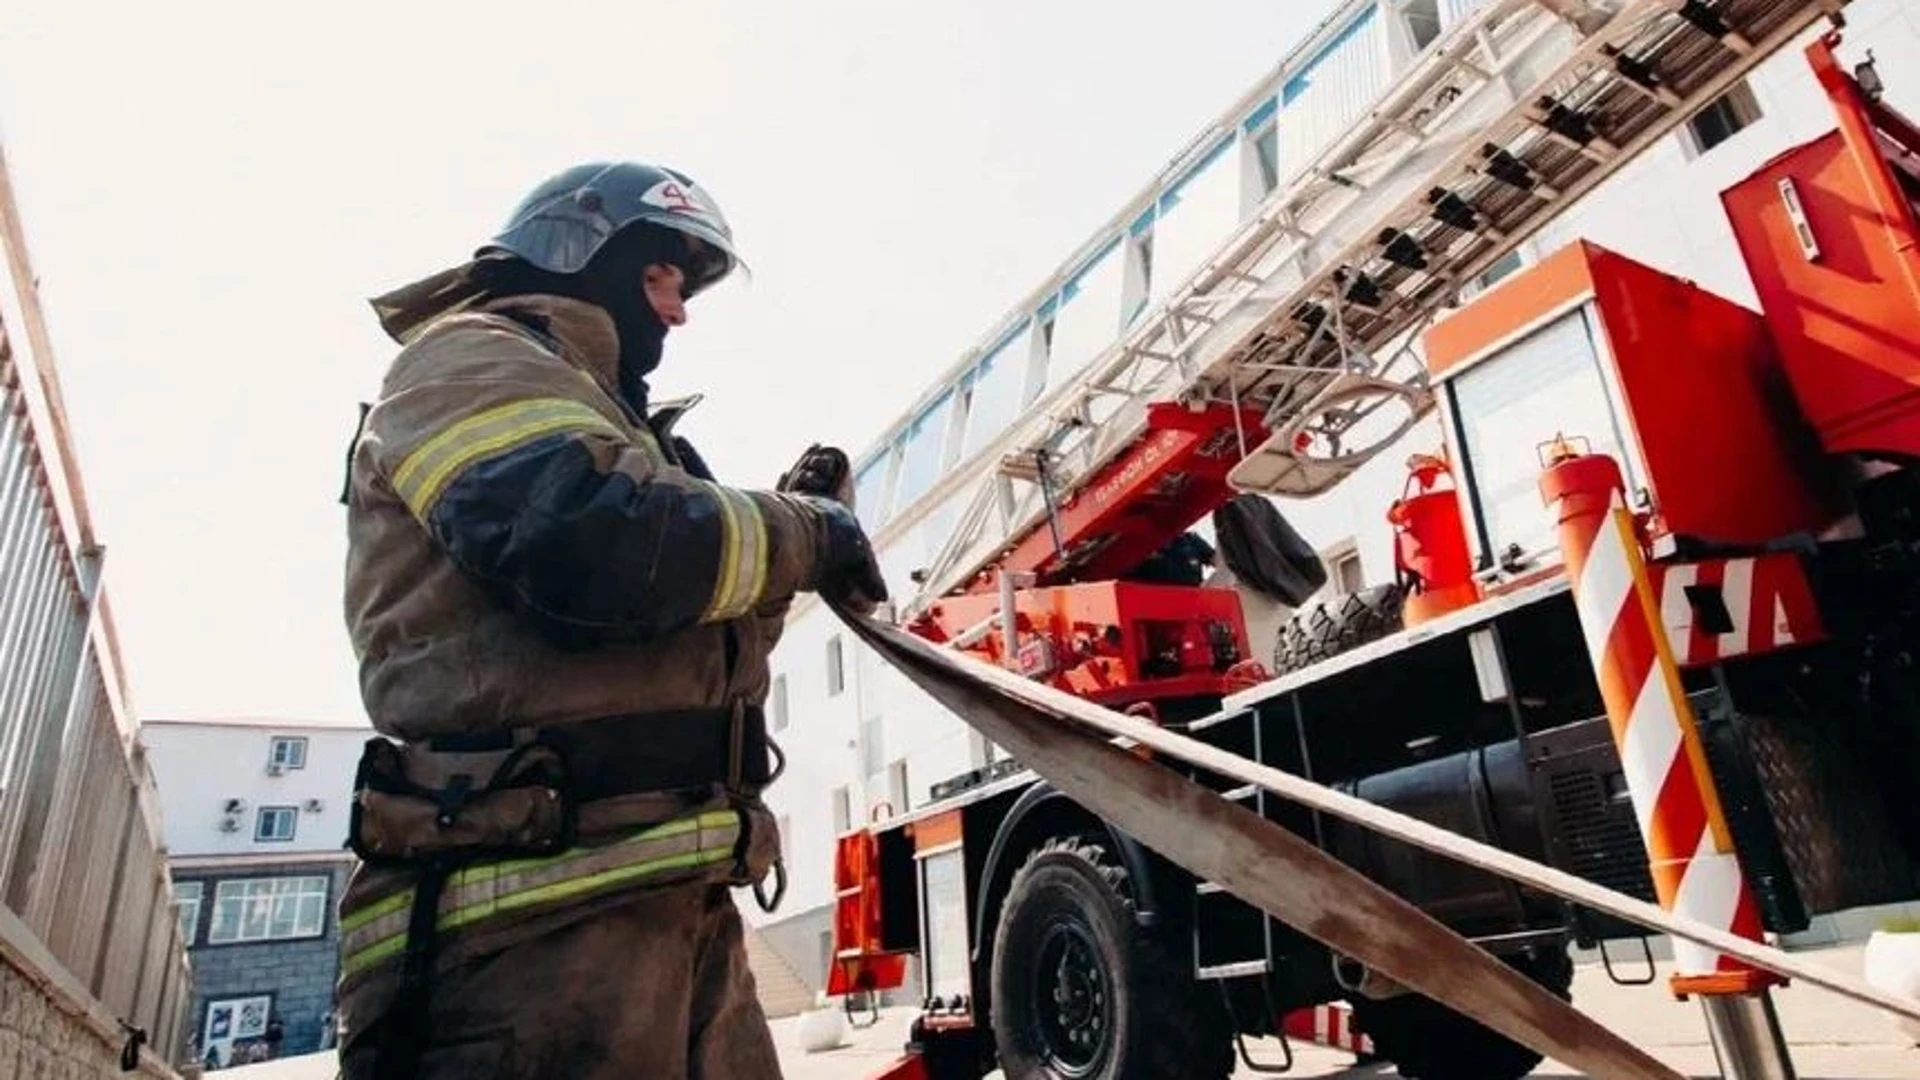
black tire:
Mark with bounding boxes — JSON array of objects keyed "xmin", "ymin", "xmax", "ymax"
[
  {"xmin": 989, "ymin": 837, "xmax": 1231, "ymax": 1080},
  {"xmin": 1349, "ymin": 948, "xmax": 1574, "ymax": 1080},
  {"xmin": 1272, "ymin": 583, "xmax": 1407, "ymax": 676}
]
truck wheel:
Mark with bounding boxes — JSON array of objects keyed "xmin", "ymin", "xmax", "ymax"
[
  {"xmin": 990, "ymin": 837, "xmax": 1231, "ymax": 1080},
  {"xmin": 1349, "ymin": 948, "xmax": 1573, "ymax": 1080},
  {"xmin": 1272, "ymin": 583, "xmax": 1406, "ymax": 676}
]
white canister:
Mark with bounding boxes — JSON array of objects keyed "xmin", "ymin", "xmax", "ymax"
[
  {"xmin": 796, "ymin": 1000, "xmax": 849, "ymax": 1054},
  {"xmin": 1863, "ymin": 929, "xmax": 1920, "ymax": 1044}
]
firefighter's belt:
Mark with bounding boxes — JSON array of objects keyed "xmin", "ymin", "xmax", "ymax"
[{"xmin": 347, "ymin": 704, "xmax": 774, "ymax": 866}]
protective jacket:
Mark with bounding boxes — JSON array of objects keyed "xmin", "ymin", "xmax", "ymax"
[{"xmin": 336, "ymin": 291, "xmax": 823, "ymax": 1023}]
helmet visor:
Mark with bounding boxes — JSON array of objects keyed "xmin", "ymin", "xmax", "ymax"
[{"xmin": 676, "ymin": 234, "xmax": 738, "ymax": 299}]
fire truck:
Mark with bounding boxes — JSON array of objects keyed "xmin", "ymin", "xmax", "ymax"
[{"xmin": 822, "ymin": 2, "xmax": 1920, "ymax": 1078}]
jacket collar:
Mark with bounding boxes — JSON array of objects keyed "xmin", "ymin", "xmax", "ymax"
[{"xmin": 477, "ymin": 294, "xmax": 625, "ymax": 402}]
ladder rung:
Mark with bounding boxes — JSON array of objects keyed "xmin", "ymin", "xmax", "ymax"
[{"xmin": 1221, "ymin": 784, "xmax": 1258, "ymax": 803}]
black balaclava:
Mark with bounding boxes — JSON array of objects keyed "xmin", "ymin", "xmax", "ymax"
[{"xmin": 469, "ymin": 224, "xmax": 686, "ymax": 415}]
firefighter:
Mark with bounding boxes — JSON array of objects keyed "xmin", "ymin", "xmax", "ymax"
[{"xmin": 336, "ymin": 161, "xmax": 886, "ymax": 1079}]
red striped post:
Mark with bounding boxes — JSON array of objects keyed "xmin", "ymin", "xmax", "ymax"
[
  {"xmin": 1539, "ymin": 448, "xmax": 1780, "ymax": 997},
  {"xmin": 1281, "ymin": 1002, "xmax": 1375, "ymax": 1057}
]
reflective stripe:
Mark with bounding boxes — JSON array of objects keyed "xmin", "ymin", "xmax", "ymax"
[
  {"xmin": 341, "ymin": 810, "xmax": 741, "ymax": 980},
  {"xmin": 698, "ymin": 484, "xmax": 770, "ymax": 622},
  {"xmin": 392, "ymin": 398, "xmax": 622, "ymax": 518}
]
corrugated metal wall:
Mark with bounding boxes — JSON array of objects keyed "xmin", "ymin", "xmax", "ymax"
[{"xmin": 1, "ymin": 180, "xmax": 193, "ymax": 1069}]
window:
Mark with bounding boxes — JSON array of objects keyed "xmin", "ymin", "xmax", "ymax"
[
  {"xmin": 254, "ymin": 806, "xmax": 297, "ymax": 843},
  {"xmin": 826, "ymin": 636, "xmax": 846, "ymax": 697},
  {"xmin": 1399, "ymin": 0, "xmax": 1444, "ymax": 52},
  {"xmin": 174, "ymin": 881, "xmax": 203, "ymax": 945},
  {"xmin": 1126, "ymin": 231, "xmax": 1154, "ymax": 323},
  {"xmin": 771, "ymin": 675, "xmax": 790, "ymax": 733},
  {"xmin": 962, "ymin": 326, "xmax": 1034, "ymax": 459},
  {"xmin": 853, "ymin": 456, "xmax": 894, "ymax": 534},
  {"xmin": 203, "ymin": 994, "xmax": 273, "ymax": 1053},
  {"xmin": 1252, "ymin": 125, "xmax": 1281, "ymax": 196},
  {"xmin": 207, "ymin": 876, "xmax": 330, "ymax": 944},
  {"xmin": 1331, "ymin": 549, "xmax": 1365, "ymax": 595},
  {"xmin": 892, "ymin": 394, "xmax": 957, "ymax": 516},
  {"xmin": 1684, "ymin": 80, "xmax": 1763, "ymax": 156},
  {"xmin": 888, "ymin": 760, "xmax": 910, "ymax": 818},
  {"xmin": 831, "ymin": 786, "xmax": 853, "ymax": 835},
  {"xmin": 268, "ymin": 736, "xmax": 307, "ymax": 771},
  {"xmin": 1472, "ymin": 249, "xmax": 1526, "ymax": 294}
]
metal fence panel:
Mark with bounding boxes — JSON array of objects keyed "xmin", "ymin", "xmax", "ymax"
[
  {"xmin": 2, "ymin": 580, "xmax": 89, "ymax": 909},
  {"xmin": 132, "ymin": 876, "xmax": 172, "ymax": 1027},
  {"xmin": 28, "ymin": 690, "xmax": 104, "ymax": 945},
  {"xmin": 99, "ymin": 834, "xmax": 155, "ymax": 1018},
  {"xmin": 1, "ymin": 191, "xmax": 192, "ymax": 1065}
]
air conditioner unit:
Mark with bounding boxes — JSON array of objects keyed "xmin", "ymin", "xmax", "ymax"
[
  {"xmin": 303, "ymin": 799, "xmax": 325, "ymax": 814},
  {"xmin": 217, "ymin": 817, "xmax": 240, "ymax": 833},
  {"xmin": 266, "ymin": 762, "xmax": 286, "ymax": 777},
  {"xmin": 222, "ymin": 798, "xmax": 246, "ymax": 814}
]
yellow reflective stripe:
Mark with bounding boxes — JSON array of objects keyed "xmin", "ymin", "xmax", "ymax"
[
  {"xmin": 339, "ymin": 888, "xmax": 411, "ymax": 935},
  {"xmin": 340, "ymin": 847, "xmax": 736, "ymax": 979},
  {"xmin": 391, "ymin": 398, "xmax": 622, "ymax": 518},
  {"xmin": 341, "ymin": 927, "xmax": 408, "ymax": 979},
  {"xmin": 444, "ymin": 846, "xmax": 734, "ymax": 932},
  {"xmin": 698, "ymin": 485, "xmax": 770, "ymax": 622},
  {"xmin": 462, "ymin": 809, "xmax": 735, "ymax": 884},
  {"xmin": 341, "ymin": 810, "xmax": 736, "ymax": 961},
  {"xmin": 733, "ymin": 492, "xmax": 770, "ymax": 614},
  {"xmin": 340, "ymin": 813, "xmax": 730, "ymax": 960},
  {"xmin": 340, "ymin": 810, "xmax": 741, "ymax": 979}
]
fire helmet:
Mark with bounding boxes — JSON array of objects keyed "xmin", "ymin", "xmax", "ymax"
[
  {"xmin": 480, "ymin": 162, "xmax": 745, "ymax": 296},
  {"xmin": 372, "ymin": 161, "xmax": 745, "ymax": 343}
]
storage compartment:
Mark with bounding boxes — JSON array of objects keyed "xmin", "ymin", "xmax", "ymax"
[
  {"xmin": 1722, "ymin": 39, "xmax": 1920, "ymax": 464},
  {"xmin": 1425, "ymin": 240, "xmax": 1840, "ymax": 563}
]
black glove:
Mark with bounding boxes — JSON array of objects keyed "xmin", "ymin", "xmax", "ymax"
[
  {"xmin": 778, "ymin": 444, "xmax": 854, "ymax": 505},
  {"xmin": 797, "ymin": 495, "xmax": 889, "ymax": 615}
]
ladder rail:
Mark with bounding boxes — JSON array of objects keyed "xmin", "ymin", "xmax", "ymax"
[{"xmin": 901, "ymin": 0, "xmax": 1842, "ymax": 617}]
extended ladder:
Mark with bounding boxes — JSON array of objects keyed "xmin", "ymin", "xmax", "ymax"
[{"xmin": 906, "ymin": 0, "xmax": 1844, "ymax": 616}]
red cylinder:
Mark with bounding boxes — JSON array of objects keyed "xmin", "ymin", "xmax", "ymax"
[{"xmin": 1388, "ymin": 453, "xmax": 1480, "ymax": 625}]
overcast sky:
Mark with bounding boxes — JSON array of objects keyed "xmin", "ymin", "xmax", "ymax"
[{"xmin": 0, "ymin": 0, "xmax": 1337, "ymax": 725}]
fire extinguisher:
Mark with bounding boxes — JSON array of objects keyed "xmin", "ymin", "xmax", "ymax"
[{"xmin": 1387, "ymin": 452, "xmax": 1482, "ymax": 627}]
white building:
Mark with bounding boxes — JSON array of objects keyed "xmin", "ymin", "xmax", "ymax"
[
  {"xmin": 746, "ymin": 0, "xmax": 1920, "ymax": 992},
  {"xmin": 141, "ymin": 719, "xmax": 370, "ymax": 1066}
]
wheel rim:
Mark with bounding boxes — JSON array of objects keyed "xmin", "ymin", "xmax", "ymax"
[{"xmin": 1029, "ymin": 921, "xmax": 1112, "ymax": 1077}]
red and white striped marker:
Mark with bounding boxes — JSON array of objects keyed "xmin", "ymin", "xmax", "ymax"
[
  {"xmin": 1540, "ymin": 449, "xmax": 1780, "ymax": 995},
  {"xmin": 1280, "ymin": 1002, "xmax": 1374, "ymax": 1057},
  {"xmin": 1650, "ymin": 553, "xmax": 1823, "ymax": 668}
]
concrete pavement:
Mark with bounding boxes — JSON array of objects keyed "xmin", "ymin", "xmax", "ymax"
[
  {"xmin": 772, "ymin": 946, "xmax": 1918, "ymax": 1080},
  {"xmin": 205, "ymin": 946, "xmax": 1918, "ymax": 1079}
]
